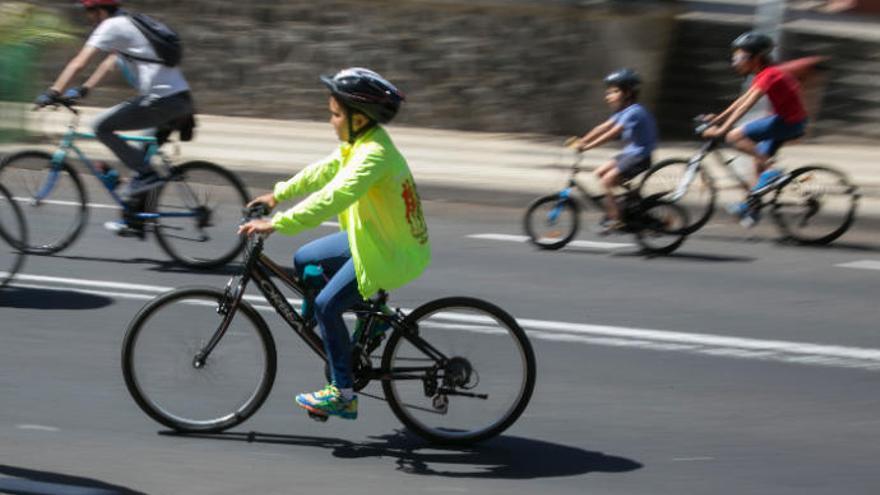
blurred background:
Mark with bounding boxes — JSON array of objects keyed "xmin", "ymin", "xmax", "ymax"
[{"xmin": 1, "ymin": 0, "xmax": 879, "ymax": 141}]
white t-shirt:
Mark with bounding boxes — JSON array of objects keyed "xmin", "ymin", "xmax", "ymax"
[{"xmin": 86, "ymin": 15, "xmax": 189, "ymax": 98}]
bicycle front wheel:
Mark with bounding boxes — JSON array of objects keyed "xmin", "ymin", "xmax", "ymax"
[
  {"xmin": 381, "ymin": 297, "xmax": 536, "ymax": 445},
  {"xmin": 121, "ymin": 287, "xmax": 277, "ymax": 433},
  {"xmin": 153, "ymin": 161, "xmax": 249, "ymax": 269},
  {"xmin": 0, "ymin": 183, "xmax": 27, "ymax": 289},
  {"xmin": 523, "ymin": 194, "xmax": 579, "ymax": 250},
  {"xmin": 771, "ymin": 165, "xmax": 858, "ymax": 245},
  {"xmin": 0, "ymin": 150, "xmax": 87, "ymax": 254},
  {"xmin": 638, "ymin": 158, "xmax": 716, "ymax": 234}
]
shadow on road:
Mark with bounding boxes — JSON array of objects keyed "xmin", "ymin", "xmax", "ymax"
[
  {"xmin": 30, "ymin": 252, "xmax": 246, "ymax": 275},
  {"xmin": 695, "ymin": 232, "xmax": 880, "ymax": 253},
  {"xmin": 0, "ymin": 286, "xmax": 113, "ymax": 310},
  {"xmin": 0, "ymin": 464, "xmax": 145, "ymax": 495},
  {"xmin": 160, "ymin": 429, "xmax": 642, "ymax": 479}
]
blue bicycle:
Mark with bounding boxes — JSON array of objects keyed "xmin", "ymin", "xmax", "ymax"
[{"xmin": 0, "ymin": 101, "xmax": 250, "ymax": 269}]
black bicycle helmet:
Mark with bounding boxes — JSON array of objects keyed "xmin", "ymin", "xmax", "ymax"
[
  {"xmin": 320, "ymin": 67, "xmax": 404, "ymax": 124},
  {"xmin": 604, "ymin": 68, "xmax": 641, "ymax": 91},
  {"xmin": 731, "ymin": 31, "xmax": 774, "ymax": 57}
]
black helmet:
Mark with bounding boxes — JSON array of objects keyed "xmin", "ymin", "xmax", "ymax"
[
  {"xmin": 731, "ymin": 31, "xmax": 774, "ymax": 57},
  {"xmin": 320, "ymin": 68, "xmax": 404, "ymax": 124},
  {"xmin": 604, "ymin": 68, "xmax": 641, "ymax": 91}
]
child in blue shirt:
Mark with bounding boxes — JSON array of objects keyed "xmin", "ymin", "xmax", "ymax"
[{"xmin": 576, "ymin": 68, "xmax": 658, "ymax": 232}]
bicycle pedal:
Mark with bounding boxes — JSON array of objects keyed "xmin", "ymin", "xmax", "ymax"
[{"xmin": 307, "ymin": 411, "xmax": 329, "ymax": 422}]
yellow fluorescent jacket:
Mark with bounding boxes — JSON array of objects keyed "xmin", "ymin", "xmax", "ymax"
[{"xmin": 271, "ymin": 125, "xmax": 431, "ymax": 298}]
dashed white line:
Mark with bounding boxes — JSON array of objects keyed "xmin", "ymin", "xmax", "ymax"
[
  {"xmin": 8, "ymin": 273, "xmax": 880, "ymax": 372},
  {"xmin": 467, "ymin": 233, "xmax": 633, "ymax": 249},
  {"xmin": 16, "ymin": 424, "xmax": 60, "ymax": 432},
  {"xmin": 836, "ymin": 260, "xmax": 880, "ymax": 271}
]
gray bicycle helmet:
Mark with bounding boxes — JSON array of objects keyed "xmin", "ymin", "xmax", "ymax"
[
  {"xmin": 731, "ymin": 31, "xmax": 774, "ymax": 57},
  {"xmin": 604, "ymin": 68, "xmax": 641, "ymax": 91},
  {"xmin": 320, "ymin": 67, "xmax": 404, "ymax": 124}
]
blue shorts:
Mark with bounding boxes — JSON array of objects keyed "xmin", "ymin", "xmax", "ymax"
[
  {"xmin": 615, "ymin": 153, "xmax": 652, "ymax": 181},
  {"xmin": 743, "ymin": 115, "xmax": 806, "ymax": 157}
]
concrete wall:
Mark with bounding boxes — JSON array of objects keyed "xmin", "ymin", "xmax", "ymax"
[{"xmin": 34, "ymin": 0, "xmax": 678, "ymax": 135}]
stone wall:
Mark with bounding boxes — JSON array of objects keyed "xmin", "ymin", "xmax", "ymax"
[{"xmin": 34, "ymin": 0, "xmax": 678, "ymax": 135}]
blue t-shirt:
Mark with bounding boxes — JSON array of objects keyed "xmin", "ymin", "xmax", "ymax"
[{"xmin": 610, "ymin": 103, "xmax": 658, "ymax": 158}]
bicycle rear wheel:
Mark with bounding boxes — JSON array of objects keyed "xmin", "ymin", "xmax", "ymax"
[
  {"xmin": 0, "ymin": 183, "xmax": 27, "ymax": 289},
  {"xmin": 771, "ymin": 165, "xmax": 858, "ymax": 245},
  {"xmin": 0, "ymin": 150, "xmax": 87, "ymax": 254},
  {"xmin": 381, "ymin": 297, "xmax": 536, "ymax": 445},
  {"xmin": 638, "ymin": 158, "xmax": 716, "ymax": 234},
  {"xmin": 153, "ymin": 161, "xmax": 249, "ymax": 269},
  {"xmin": 121, "ymin": 287, "xmax": 277, "ymax": 433},
  {"xmin": 634, "ymin": 199, "xmax": 690, "ymax": 255},
  {"xmin": 523, "ymin": 193, "xmax": 579, "ymax": 250}
]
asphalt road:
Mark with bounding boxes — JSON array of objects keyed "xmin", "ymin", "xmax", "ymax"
[{"xmin": 1, "ymin": 191, "xmax": 879, "ymax": 495}]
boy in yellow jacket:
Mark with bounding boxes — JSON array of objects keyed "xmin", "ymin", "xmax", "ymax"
[{"xmin": 240, "ymin": 68, "xmax": 431, "ymax": 419}]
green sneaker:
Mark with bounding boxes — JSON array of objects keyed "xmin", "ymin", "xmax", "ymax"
[{"xmin": 295, "ymin": 384, "xmax": 358, "ymax": 420}]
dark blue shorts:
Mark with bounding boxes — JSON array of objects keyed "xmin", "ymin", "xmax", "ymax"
[
  {"xmin": 743, "ymin": 115, "xmax": 806, "ymax": 157},
  {"xmin": 615, "ymin": 153, "xmax": 652, "ymax": 182}
]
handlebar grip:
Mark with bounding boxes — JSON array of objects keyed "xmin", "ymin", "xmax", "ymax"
[{"xmin": 243, "ymin": 202, "xmax": 271, "ymax": 220}]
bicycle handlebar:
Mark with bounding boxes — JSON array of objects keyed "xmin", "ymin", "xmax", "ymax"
[
  {"xmin": 241, "ymin": 203, "xmax": 271, "ymax": 223},
  {"xmin": 34, "ymin": 98, "xmax": 80, "ymax": 115}
]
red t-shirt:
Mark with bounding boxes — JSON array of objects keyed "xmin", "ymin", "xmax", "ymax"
[{"xmin": 751, "ymin": 66, "xmax": 808, "ymax": 124}]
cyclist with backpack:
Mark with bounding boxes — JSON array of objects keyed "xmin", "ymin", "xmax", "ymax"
[
  {"xmin": 239, "ymin": 68, "xmax": 431, "ymax": 421},
  {"xmin": 701, "ymin": 31, "xmax": 808, "ymax": 226},
  {"xmin": 34, "ymin": 0, "xmax": 193, "ymax": 236}
]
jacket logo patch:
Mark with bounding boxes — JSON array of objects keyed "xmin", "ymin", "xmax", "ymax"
[{"xmin": 402, "ymin": 179, "xmax": 429, "ymax": 245}]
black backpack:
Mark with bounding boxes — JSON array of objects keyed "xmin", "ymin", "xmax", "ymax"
[{"xmin": 125, "ymin": 12, "xmax": 182, "ymax": 67}]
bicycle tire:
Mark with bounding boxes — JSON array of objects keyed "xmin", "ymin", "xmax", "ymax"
[
  {"xmin": 770, "ymin": 165, "xmax": 858, "ymax": 245},
  {"xmin": 0, "ymin": 183, "xmax": 27, "ymax": 289},
  {"xmin": 0, "ymin": 150, "xmax": 88, "ymax": 254},
  {"xmin": 634, "ymin": 199, "xmax": 690, "ymax": 256},
  {"xmin": 638, "ymin": 158, "xmax": 716, "ymax": 234},
  {"xmin": 523, "ymin": 194, "xmax": 579, "ymax": 250},
  {"xmin": 153, "ymin": 161, "xmax": 250, "ymax": 269},
  {"xmin": 381, "ymin": 297, "xmax": 536, "ymax": 445},
  {"xmin": 121, "ymin": 287, "xmax": 277, "ymax": 433}
]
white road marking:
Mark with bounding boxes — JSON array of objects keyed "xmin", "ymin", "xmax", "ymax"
[
  {"xmin": 468, "ymin": 233, "xmax": 634, "ymax": 249},
  {"xmin": 671, "ymin": 457, "xmax": 716, "ymax": 462},
  {"xmin": 16, "ymin": 424, "xmax": 60, "ymax": 432},
  {"xmin": 12, "ymin": 197, "xmax": 119, "ymax": 210},
  {"xmin": 8, "ymin": 273, "xmax": 880, "ymax": 371},
  {"xmin": 836, "ymin": 260, "xmax": 880, "ymax": 271}
]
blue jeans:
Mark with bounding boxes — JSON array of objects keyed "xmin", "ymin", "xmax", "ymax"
[
  {"xmin": 293, "ymin": 232, "xmax": 360, "ymax": 389},
  {"xmin": 743, "ymin": 115, "xmax": 806, "ymax": 158}
]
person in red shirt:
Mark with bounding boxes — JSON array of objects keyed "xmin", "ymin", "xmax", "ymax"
[{"xmin": 702, "ymin": 31, "xmax": 808, "ymax": 224}]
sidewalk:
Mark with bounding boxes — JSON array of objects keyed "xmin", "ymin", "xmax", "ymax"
[{"xmin": 1, "ymin": 106, "xmax": 878, "ymax": 213}]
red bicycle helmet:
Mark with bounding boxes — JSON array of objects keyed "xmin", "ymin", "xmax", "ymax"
[{"xmin": 80, "ymin": 0, "xmax": 121, "ymax": 8}]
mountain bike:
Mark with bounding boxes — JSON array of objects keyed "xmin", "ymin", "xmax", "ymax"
[
  {"xmin": 0, "ymin": 101, "xmax": 250, "ymax": 268},
  {"xmin": 523, "ymin": 152, "xmax": 690, "ymax": 256},
  {"xmin": 121, "ymin": 205, "xmax": 536, "ymax": 445},
  {"xmin": 0, "ymin": 182, "xmax": 27, "ymax": 290},
  {"xmin": 638, "ymin": 117, "xmax": 860, "ymax": 245}
]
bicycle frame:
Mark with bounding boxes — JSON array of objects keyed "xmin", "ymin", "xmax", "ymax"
[
  {"xmin": 671, "ymin": 138, "xmax": 798, "ymax": 211},
  {"xmin": 40, "ymin": 107, "xmax": 201, "ymax": 223},
  {"xmin": 203, "ymin": 236, "xmax": 451, "ymax": 385}
]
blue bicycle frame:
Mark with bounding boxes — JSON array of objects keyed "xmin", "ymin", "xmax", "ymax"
[{"xmin": 44, "ymin": 115, "xmax": 198, "ymax": 222}]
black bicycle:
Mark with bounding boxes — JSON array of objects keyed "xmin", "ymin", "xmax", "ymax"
[
  {"xmin": 0, "ymin": 182, "xmax": 27, "ymax": 289},
  {"xmin": 524, "ymin": 152, "xmax": 690, "ymax": 255},
  {"xmin": 638, "ymin": 117, "xmax": 860, "ymax": 244},
  {"xmin": 122, "ymin": 206, "xmax": 536, "ymax": 445}
]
